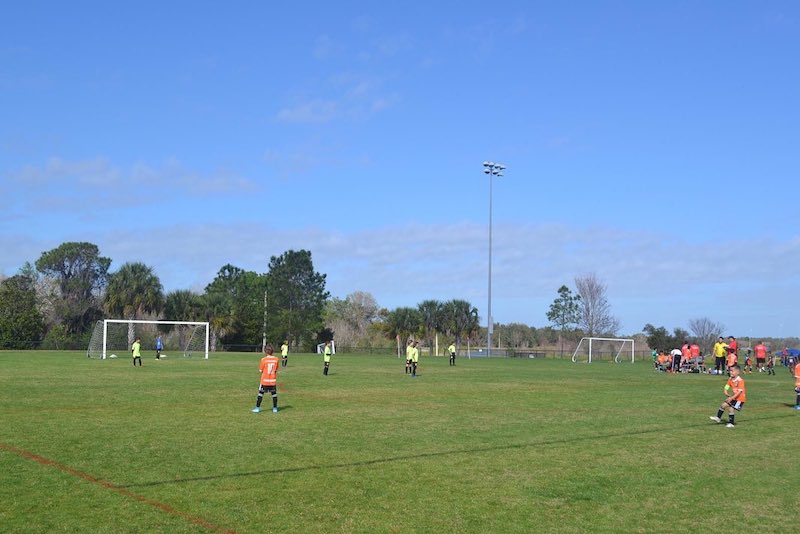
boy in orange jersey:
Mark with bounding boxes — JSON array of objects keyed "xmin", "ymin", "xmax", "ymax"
[
  {"xmin": 753, "ymin": 341, "xmax": 767, "ymax": 372},
  {"xmin": 690, "ymin": 341, "xmax": 701, "ymax": 368},
  {"xmin": 743, "ymin": 350, "xmax": 753, "ymax": 374},
  {"xmin": 252, "ymin": 344, "xmax": 280, "ymax": 413},
  {"xmin": 794, "ymin": 359, "xmax": 800, "ymax": 410},
  {"xmin": 725, "ymin": 340, "xmax": 738, "ymax": 376},
  {"xmin": 765, "ymin": 351, "xmax": 776, "ymax": 375},
  {"xmin": 710, "ymin": 364, "xmax": 746, "ymax": 428}
]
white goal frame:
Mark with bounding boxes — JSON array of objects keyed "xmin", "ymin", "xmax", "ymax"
[
  {"xmin": 316, "ymin": 340, "xmax": 336, "ymax": 355},
  {"xmin": 94, "ymin": 319, "xmax": 210, "ymax": 360},
  {"xmin": 571, "ymin": 337, "xmax": 635, "ymax": 364}
]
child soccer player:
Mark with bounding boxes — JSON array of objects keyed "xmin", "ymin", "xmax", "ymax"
[
  {"xmin": 743, "ymin": 351, "xmax": 753, "ymax": 374},
  {"xmin": 753, "ymin": 341, "xmax": 767, "ymax": 372},
  {"xmin": 252, "ymin": 344, "xmax": 280, "ymax": 413},
  {"xmin": 794, "ymin": 359, "xmax": 800, "ymax": 410},
  {"xmin": 280, "ymin": 340, "xmax": 289, "ymax": 367},
  {"xmin": 710, "ymin": 364, "xmax": 746, "ymax": 428},
  {"xmin": 131, "ymin": 337, "xmax": 142, "ymax": 367},
  {"xmin": 411, "ymin": 341, "xmax": 420, "ymax": 377},
  {"xmin": 449, "ymin": 342, "xmax": 456, "ymax": 366},
  {"xmin": 766, "ymin": 352, "xmax": 776, "ymax": 376},
  {"xmin": 405, "ymin": 340, "xmax": 413, "ymax": 374},
  {"xmin": 323, "ymin": 341, "xmax": 332, "ymax": 376},
  {"xmin": 155, "ymin": 335, "xmax": 163, "ymax": 360}
]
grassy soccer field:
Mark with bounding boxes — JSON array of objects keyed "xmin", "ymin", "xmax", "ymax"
[{"xmin": 1, "ymin": 351, "xmax": 797, "ymax": 533}]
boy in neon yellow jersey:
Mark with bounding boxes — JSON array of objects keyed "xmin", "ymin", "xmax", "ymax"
[
  {"xmin": 323, "ymin": 341, "xmax": 332, "ymax": 376},
  {"xmin": 131, "ymin": 337, "xmax": 142, "ymax": 367}
]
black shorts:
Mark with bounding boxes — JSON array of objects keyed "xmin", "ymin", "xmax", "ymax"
[
  {"xmin": 756, "ymin": 357, "xmax": 765, "ymax": 364},
  {"xmin": 725, "ymin": 399, "xmax": 744, "ymax": 411},
  {"xmin": 259, "ymin": 384, "xmax": 277, "ymax": 394},
  {"xmin": 406, "ymin": 359, "xmax": 412, "ymax": 364}
]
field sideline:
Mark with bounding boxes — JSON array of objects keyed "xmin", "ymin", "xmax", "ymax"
[{"xmin": 1, "ymin": 351, "xmax": 797, "ymax": 533}]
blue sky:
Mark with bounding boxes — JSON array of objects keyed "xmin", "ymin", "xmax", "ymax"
[{"xmin": 2, "ymin": 1, "xmax": 798, "ymax": 337}]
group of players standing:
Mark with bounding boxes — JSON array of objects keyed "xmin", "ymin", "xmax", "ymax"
[
  {"xmin": 251, "ymin": 338, "xmax": 459, "ymax": 413},
  {"xmin": 651, "ymin": 335, "xmax": 800, "ymax": 427},
  {"xmin": 654, "ymin": 336, "xmax": 779, "ymax": 376}
]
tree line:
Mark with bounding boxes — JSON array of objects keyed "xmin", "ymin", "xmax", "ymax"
[
  {"xmin": 4, "ymin": 240, "xmax": 760, "ymax": 354},
  {"xmin": 0, "ymin": 242, "xmax": 329, "ymax": 351}
]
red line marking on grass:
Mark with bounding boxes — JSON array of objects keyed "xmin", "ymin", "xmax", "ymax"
[{"xmin": 0, "ymin": 442, "xmax": 236, "ymax": 533}]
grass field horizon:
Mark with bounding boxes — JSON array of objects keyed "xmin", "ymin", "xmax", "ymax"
[{"xmin": 2, "ymin": 350, "xmax": 797, "ymax": 533}]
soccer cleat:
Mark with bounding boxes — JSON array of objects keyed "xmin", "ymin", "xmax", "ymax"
[
  {"xmin": 709, "ymin": 416, "xmax": 721, "ymax": 423},
  {"xmin": 272, "ymin": 407, "xmax": 278, "ymax": 413},
  {"xmin": 251, "ymin": 407, "xmax": 261, "ymax": 413},
  {"xmin": 725, "ymin": 423, "xmax": 735, "ymax": 428}
]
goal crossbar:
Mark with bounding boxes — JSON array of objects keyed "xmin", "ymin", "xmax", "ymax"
[
  {"xmin": 99, "ymin": 319, "xmax": 209, "ymax": 360},
  {"xmin": 571, "ymin": 337, "xmax": 635, "ymax": 364}
]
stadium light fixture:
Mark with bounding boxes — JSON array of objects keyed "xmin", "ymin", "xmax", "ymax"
[{"xmin": 482, "ymin": 161, "xmax": 505, "ymax": 358}]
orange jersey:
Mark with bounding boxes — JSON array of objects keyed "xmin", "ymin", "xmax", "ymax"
[
  {"xmin": 259, "ymin": 355, "xmax": 280, "ymax": 386},
  {"xmin": 726, "ymin": 353, "xmax": 737, "ymax": 367},
  {"xmin": 681, "ymin": 345, "xmax": 691, "ymax": 358},
  {"xmin": 726, "ymin": 376, "xmax": 746, "ymax": 402},
  {"xmin": 727, "ymin": 340, "xmax": 738, "ymax": 354},
  {"xmin": 795, "ymin": 363, "xmax": 800, "ymax": 388},
  {"xmin": 690, "ymin": 344, "xmax": 700, "ymax": 358},
  {"xmin": 754, "ymin": 345, "xmax": 767, "ymax": 358}
]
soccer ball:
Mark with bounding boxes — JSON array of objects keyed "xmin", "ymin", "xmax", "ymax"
[{"xmin": 109, "ymin": 354, "xmax": 118, "ymax": 359}]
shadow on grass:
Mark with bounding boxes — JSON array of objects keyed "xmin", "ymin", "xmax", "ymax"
[{"xmin": 119, "ymin": 412, "xmax": 796, "ymax": 489}]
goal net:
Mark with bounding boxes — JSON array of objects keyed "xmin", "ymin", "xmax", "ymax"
[
  {"xmin": 87, "ymin": 319, "xmax": 210, "ymax": 360},
  {"xmin": 316, "ymin": 340, "xmax": 336, "ymax": 355},
  {"xmin": 571, "ymin": 337, "xmax": 635, "ymax": 364}
]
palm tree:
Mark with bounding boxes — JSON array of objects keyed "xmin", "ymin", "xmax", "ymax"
[
  {"xmin": 383, "ymin": 307, "xmax": 422, "ymax": 355},
  {"xmin": 201, "ymin": 291, "xmax": 237, "ymax": 352},
  {"xmin": 417, "ymin": 299, "xmax": 443, "ymax": 355},
  {"xmin": 164, "ymin": 289, "xmax": 204, "ymax": 347},
  {"xmin": 444, "ymin": 299, "xmax": 479, "ymax": 352},
  {"xmin": 104, "ymin": 262, "xmax": 164, "ymax": 346}
]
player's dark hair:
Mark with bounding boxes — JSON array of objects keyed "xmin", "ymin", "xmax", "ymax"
[
  {"xmin": 264, "ymin": 344, "xmax": 274, "ymax": 355},
  {"xmin": 730, "ymin": 364, "xmax": 740, "ymax": 371}
]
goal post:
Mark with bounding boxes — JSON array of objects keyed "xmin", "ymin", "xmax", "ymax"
[
  {"xmin": 571, "ymin": 337, "xmax": 635, "ymax": 364},
  {"xmin": 316, "ymin": 340, "xmax": 336, "ymax": 355},
  {"xmin": 87, "ymin": 319, "xmax": 210, "ymax": 360}
]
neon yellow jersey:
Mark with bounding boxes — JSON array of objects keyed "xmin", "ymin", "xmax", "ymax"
[
  {"xmin": 713, "ymin": 342, "xmax": 727, "ymax": 357},
  {"xmin": 281, "ymin": 344, "xmax": 288, "ymax": 357},
  {"xmin": 411, "ymin": 347, "xmax": 419, "ymax": 362},
  {"xmin": 324, "ymin": 345, "xmax": 331, "ymax": 362},
  {"xmin": 132, "ymin": 341, "xmax": 141, "ymax": 358},
  {"xmin": 406, "ymin": 345, "xmax": 413, "ymax": 360},
  {"xmin": 448, "ymin": 344, "xmax": 456, "ymax": 354}
]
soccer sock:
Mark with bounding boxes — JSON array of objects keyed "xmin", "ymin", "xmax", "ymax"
[
  {"xmin": 716, "ymin": 409, "xmax": 724, "ymax": 419},
  {"xmin": 796, "ymin": 393, "xmax": 799, "ymax": 406},
  {"xmin": 272, "ymin": 393, "xmax": 277, "ymax": 408},
  {"xmin": 728, "ymin": 413, "xmax": 735, "ymax": 425},
  {"xmin": 256, "ymin": 393, "xmax": 263, "ymax": 408}
]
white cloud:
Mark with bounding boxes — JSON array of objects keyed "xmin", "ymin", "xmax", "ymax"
[
  {"xmin": 5, "ymin": 157, "xmax": 257, "ymax": 217},
  {"xmin": 313, "ymin": 35, "xmax": 345, "ymax": 60},
  {"xmin": 275, "ymin": 99, "xmax": 338, "ymax": 123}
]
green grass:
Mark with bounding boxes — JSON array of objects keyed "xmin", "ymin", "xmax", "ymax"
[{"xmin": 1, "ymin": 351, "xmax": 797, "ymax": 533}]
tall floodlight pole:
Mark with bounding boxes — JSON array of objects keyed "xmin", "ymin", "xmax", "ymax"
[
  {"xmin": 483, "ymin": 161, "xmax": 505, "ymax": 358},
  {"xmin": 261, "ymin": 289, "xmax": 268, "ymax": 352}
]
